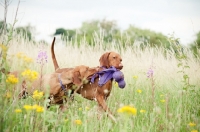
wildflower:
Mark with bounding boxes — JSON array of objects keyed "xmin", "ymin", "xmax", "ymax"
[
  {"xmin": 0, "ymin": 44, "xmax": 7, "ymax": 51},
  {"xmin": 137, "ymin": 89, "xmax": 142, "ymax": 93},
  {"xmin": 147, "ymin": 68, "xmax": 154, "ymax": 78},
  {"xmin": 15, "ymin": 109, "xmax": 22, "ymax": 113},
  {"xmin": 133, "ymin": 75, "xmax": 138, "ymax": 79},
  {"xmin": 21, "ymin": 69, "xmax": 38, "ymax": 82},
  {"xmin": 36, "ymin": 106, "xmax": 44, "ymax": 113},
  {"xmin": 16, "ymin": 52, "xmax": 25, "ymax": 59},
  {"xmin": 188, "ymin": 122, "xmax": 196, "ymax": 127},
  {"xmin": 160, "ymin": 94, "xmax": 164, "ymax": 97},
  {"xmin": 74, "ymin": 120, "xmax": 82, "ymax": 125},
  {"xmin": 6, "ymin": 74, "xmax": 18, "ymax": 84},
  {"xmin": 23, "ymin": 105, "xmax": 33, "ymax": 111},
  {"xmin": 79, "ymin": 108, "xmax": 82, "ymax": 111},
  {"xmin": 160, "ymin": 99, "xmax": 165, "ymax": 103},
  {"xmin": 0, "ymin": 44, "xmax": 8, "ymax": 59},
  {"xmin": 85, "ymin": 106, "xmax": 90, "ymax": 111},
  {"xmin": 191, "ymin": 130, "xmax": 198, "ymax": 132},
  {"xmin": 23, "ymin": 56, "xmax": 33, "ymax": 63},
  {"xmin": 117, "ymin": 105, "xmax": 137, "ymax": 116},
  {"xmin": 140, "ymin": 109, "xmax": 146, "ymax": 113},
  {"xmin": 114, "ymin": 82, "xmax": 118, "ymax": 87},
  {"xmin": 37, "ymin": 50, "xmax": 48, "ymax": 64},
  {"xmin": 32, "ymin": 104, "xmax": 39, "ymax": 109},
  {"xmin": 32, "ymin": 90, "xmax": 44, "ymax": 100}
]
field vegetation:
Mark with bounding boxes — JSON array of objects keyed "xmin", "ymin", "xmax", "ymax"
[
  {"xmin": 0, "ymin": 30, "xmax": 199, "ymax": 132},
  {"xmin": 0, "ymin": 1, "xmax": 199, "ymax": 131}
]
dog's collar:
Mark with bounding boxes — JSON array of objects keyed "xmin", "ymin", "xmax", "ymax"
[
  {"xmin": 90, "ymin": 66, "xmax": 117, "ymax": 86},
  {"xmin": 58, "ymin": 74, "xmax": 68, "ymax": 96}
]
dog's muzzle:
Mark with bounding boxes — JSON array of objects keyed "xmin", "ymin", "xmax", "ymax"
[{"xmin": 118, "ymin": 64, "xmax": 123, "ymax": 70}]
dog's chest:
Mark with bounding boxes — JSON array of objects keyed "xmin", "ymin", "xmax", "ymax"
[{"xmin": 99, "ymin": 80, "xmax": 112, "ymax": 96}]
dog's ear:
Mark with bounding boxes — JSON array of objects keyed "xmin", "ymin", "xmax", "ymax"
[
  {"xmin": 72, "ymin": 71, "xmax": 82, "ymax": 86},
  {"xmin": 99, "ymin": 52, "xmax": 111, "ymax": 68}
]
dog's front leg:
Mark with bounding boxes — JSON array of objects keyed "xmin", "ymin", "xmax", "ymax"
[{"xmin": 96, "ymin": 94, "xmax": 116, "ymax": 123}]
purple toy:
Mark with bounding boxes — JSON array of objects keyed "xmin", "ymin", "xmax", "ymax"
[
  {"xmin": 91, "ymin": 66, "xmax": 126, "ymax": 89},
  {"xmin": 112, "ymin": 70, "xmax": 126, "ymax": 88}
]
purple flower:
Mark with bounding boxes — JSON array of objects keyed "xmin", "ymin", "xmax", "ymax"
[
  {"xmin": 37, "ymin": 51, "xmax": 48, "ymax": 64},
  {"xmin": 147, "ymin": 68, "xmax": 153, "ymax": 78}
]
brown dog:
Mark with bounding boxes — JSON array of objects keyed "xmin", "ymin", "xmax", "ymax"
[{"xmin": 50, "ymin": 37, "xmax": 124, "ymax": 121}]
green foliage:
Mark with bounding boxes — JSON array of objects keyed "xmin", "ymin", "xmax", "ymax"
[
  {"xmin": 54, "ymin": 19, "xmax": 170, "ymax": 49},
  {"xmin": 0, "ymin": 21, "xmax": 35, "ymax": 41},
  {"xmin": 125, "ymin": 25, "xmax": 170, "ymax": 48},
  {"xmin": 15, "ymin": 25, "xmax": 35, "ymax": 41},
  {"xmin": 0, "ymin": 21, "xmax": 8, "ymax": 35},
  {"xmin": 54, "ymin": 28, "xmax": 66, "ymax": 35}
]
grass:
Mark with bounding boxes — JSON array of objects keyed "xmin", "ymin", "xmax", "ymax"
[{"xmin": 0, "ymin": 35, "xmax": 200, "ymax": 132}]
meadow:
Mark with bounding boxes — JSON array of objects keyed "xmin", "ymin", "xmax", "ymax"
[{"xmin": 0, "ymin": 34, "xmax": 199, "ymax": 132}]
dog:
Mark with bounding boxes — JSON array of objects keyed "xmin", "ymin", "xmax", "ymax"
[{"xmin": 50, "ymin": 37, "xmax": 124, "ymax": 122}]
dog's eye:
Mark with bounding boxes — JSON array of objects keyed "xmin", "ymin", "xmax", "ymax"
[{"xmin": 113, "ymin": 56, "xmax": 116, "ymax": 59}]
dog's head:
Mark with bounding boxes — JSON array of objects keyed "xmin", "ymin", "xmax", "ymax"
[{"xmin": 99, "ymin": 52, "xmax": 123, "ymax": 70}]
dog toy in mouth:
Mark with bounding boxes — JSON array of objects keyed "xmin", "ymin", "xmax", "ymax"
[
  {"xmin": 90, "ymin": 66, "xmax": 126, "ymax": 88},
  {"xmin": 112, "ymin": 70, "xmax": 126, "ymax": 88}
]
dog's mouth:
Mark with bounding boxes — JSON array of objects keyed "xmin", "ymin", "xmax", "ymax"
[
  {"xmin": 116, "ymin": 65, "xmax": 123, "ymax": 70},
  {"xmin": 117, "ymin": 64, "xmax": 123, "ymax": 70}
]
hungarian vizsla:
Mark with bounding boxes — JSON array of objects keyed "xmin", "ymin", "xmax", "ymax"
[{"xmin": 50, "ymin": 37, "xmax": 124, "ymax": 121}]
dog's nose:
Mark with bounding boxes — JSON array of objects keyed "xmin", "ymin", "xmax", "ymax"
[{"xmin": 118, "ymin": 63, "xmax": 123, "ymax": 69}]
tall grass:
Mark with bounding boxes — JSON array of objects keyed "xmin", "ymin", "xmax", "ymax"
[{"xmin": 0, "ymin": 34, "xmax": 199, "ymax": 132}]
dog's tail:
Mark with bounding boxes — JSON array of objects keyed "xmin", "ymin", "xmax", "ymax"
[{"xmin": 51, "ymin": 37, "xmax": 59, "ymax": 71}]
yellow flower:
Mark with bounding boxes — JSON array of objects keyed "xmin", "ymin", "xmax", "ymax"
[
  {"xmin": 36, "ymin": 106, "xmax": 44, "ymax": 113},
  {"xmin": 188, "ymin": 122, "xmax": 196, "ymax": 127},
  {"xmin": 160, "ymin": 99, "xmax": 165, "ymax": 103},
  {"xmin": 74, "ymin": 120, "xmax": 82, "ymax": 125},
  {"xmin": 191, "ymin": 130, "xmax": 198, "ymax": 132},
  {"xmin": 160, "ymin": 94, "xmax": 164, "ymax": 97},
  {"xmin": 32, "ymin": 90, "xmax": 44, "ymax": 100},
  {"xmin": 16, "ymin": 52, "xmax": 25, "ymax": 59},
  {"xmin": 21, "ymin": 69, "xmax": 38, "ymax": 82},
  {"xmin": 32, "ymin": 104, "xmax": 39, "ymax": 109},
  {"xmin": 15, "ymin": 109, "xmax": 22, "ymax": 113},
  {"xmin": 64, "ymin": 119, "xmax": 68, "ymax": 122},
  {"xmin": 137, "ymin": 89, "xmax": 142, "ymax": 93},
  {"xmin": 85, "ymin": 106, "xmax": 90, "ymax": 111},
  {"xmin": 114, "ymin": 82, "xmax": 118, "ymax": 87},
  {"xmin": 117, "ymin": 105, "xmax": 137, "ymax": 116},
  {"xmin": 79, "ymin": 108, "xmax": 82, "ymax": 111},
  {"xmin": 133, "ymin": 75, "xmax": 138, "ymax": 79},
  {"xmin": 0, "ymin": 44, "xmax": 8, "ymax": 59},
  {"xmin": 6, "ymin": 74, "xmax": 18, "ymax": 84},
  {"xmin": 23, "ymin": 56, "xmax": 33, "ymax": 63},
  {"xmin": 140, "ymin": 109, "xmax": 146, "ymax": 113},
  {"xmin": 0, "ymin": 44, "xmax": 8, "ymax": 53},
  {"xmin": 23, "ymin": 105, "xmax": 33, "ymax": 110}
]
